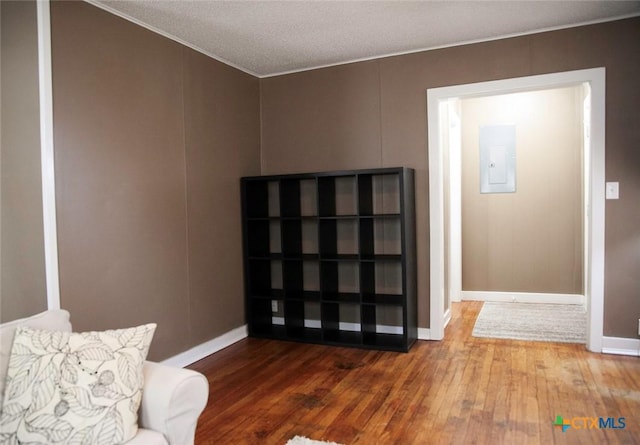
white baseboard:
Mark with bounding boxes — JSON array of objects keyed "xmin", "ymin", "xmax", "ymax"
[
  {"xmin": 417, "ymin": 328, "xmax": 431, "ymax": 340},
  {"xmin": 162, "ymin": 324, "xmax": 248, "ymax": 368},
  {"xmin": 159, "ymin": 323, "xmax": 639, "ymax": 368},
  {"xmin": 414, "ymin": 309, "xmax": 451, "ymax": 341},
  {"xmin": 602, "ymin": 336, "xmax": 640, "ymax": 357},
  {"xmin": 461, "ymin": 291, "xmax": 585, "ymax": 305},
  {"xmin": 444, "ymin": 308, "xmax": 452, "ymax": 328}
]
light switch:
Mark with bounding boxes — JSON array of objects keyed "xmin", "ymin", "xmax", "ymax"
[{"xmin": 606, "ymin": 182, "xmax": 619, "ymax": 200}]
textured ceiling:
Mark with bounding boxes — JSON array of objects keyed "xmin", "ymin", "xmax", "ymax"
[{"xmin": 91, "ymin": 1, "xmax": 640, "ymax": 77}]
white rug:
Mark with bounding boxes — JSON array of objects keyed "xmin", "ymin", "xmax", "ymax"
[
  {"xmin": 472, "ymin": 302, "xmax": 586, "ymax": 343},
  {"xmin": 286, "ymin": 436, "xmax": 344, "ymax": 445}
]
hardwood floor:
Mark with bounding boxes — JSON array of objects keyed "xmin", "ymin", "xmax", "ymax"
[{"xmin": 189, "ymin": 302, "xmax": 640, "ymax": 444}]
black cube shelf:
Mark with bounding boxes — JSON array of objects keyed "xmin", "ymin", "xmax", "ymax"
[{"xmin": 241, "ymin": 167, "xmax": 417, "ymax": 352}]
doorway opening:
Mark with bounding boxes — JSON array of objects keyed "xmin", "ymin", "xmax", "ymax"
[{"xmin": 426, "ymin": 68, "xmax": 605, "ymax": 352}]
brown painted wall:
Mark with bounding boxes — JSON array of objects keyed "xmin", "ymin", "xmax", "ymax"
[
  {"xmin": 50, "ymin": 2, "xmax": 260, "ymax": 360},
  {"xmin": 261, "ymin": 17, "xmax": 640, "ymax": 339},
  {"xmin": 8, "ymin": 2, "xmax": 638, "ymax": 348},
  {"xmin": 461, "ymin": 87, "xmax": 584, "ymax": 294},
  {"xmin": 0, "ymin": 0, "xmax": 48, "ymax": 322},
  {"xmin": 260, "ymin": 61, "xmax": 383, "ymax": 173},
  {"xmin": 183, "ymin": 49, "xmax": 261, "ymax": 344}
]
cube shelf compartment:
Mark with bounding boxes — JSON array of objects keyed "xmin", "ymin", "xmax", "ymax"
[{"xmin": 241, "ymin": 167, "xmax": 417, "ymax": 352}]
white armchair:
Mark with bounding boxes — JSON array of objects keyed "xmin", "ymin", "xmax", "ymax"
[
  {"xmin": 0, "ymin": 310, "xmax": 209, "ymax": 445},
  {"xmin": 135, "ymin": 361, "xmax": 208, "ymax": 445}
]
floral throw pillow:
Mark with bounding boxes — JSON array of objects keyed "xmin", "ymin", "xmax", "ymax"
[{"xmin": 0, "ymin": 324, "xmax": 156, "ymax": 445}]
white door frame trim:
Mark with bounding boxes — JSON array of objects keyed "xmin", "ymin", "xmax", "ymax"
[
  {"xmin": 427, "ymin": 68, "xmax": 606, "ymax": 352},
  {"xmin": 37, "ymin": 0, "xmax": 61, "ymax": 310}
]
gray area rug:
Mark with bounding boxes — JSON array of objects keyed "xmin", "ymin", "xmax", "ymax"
[
  {"xmin": 286, "ymin": 437, "xmax": 343, "ymax": 445},
  {"xmin": 472, "ymin": 302, "xmax": 587, "ymax": 343}
]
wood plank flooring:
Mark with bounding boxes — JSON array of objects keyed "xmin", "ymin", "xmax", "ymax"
[{"xmin": 188, "ymin": 302, "xmax": 640, "ymax": 444}]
